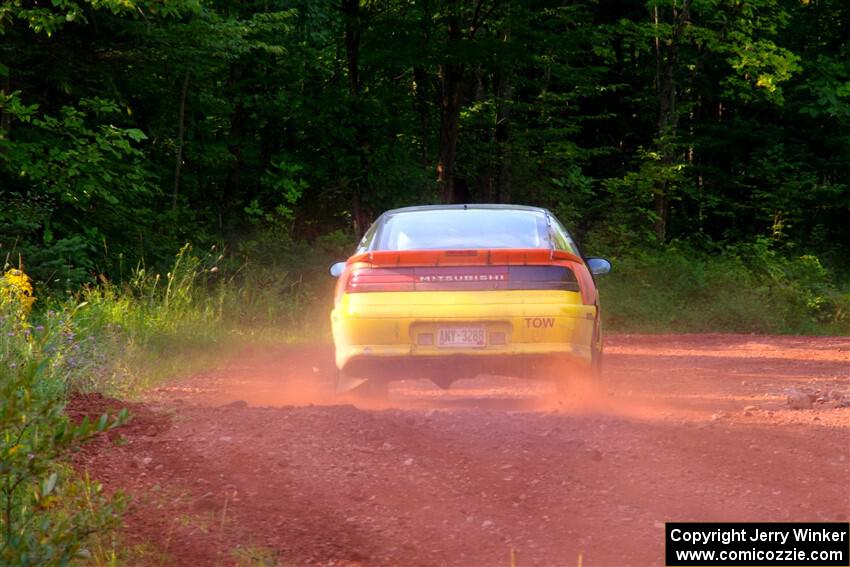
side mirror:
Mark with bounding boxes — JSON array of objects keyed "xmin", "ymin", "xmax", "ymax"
[
  {"xmin": 586, "ymin": 257, "xmax": 612, "ymax": 276},
  {"xmin": 329, "ymin": 261, "xmax": 346, "ymax": 277}
]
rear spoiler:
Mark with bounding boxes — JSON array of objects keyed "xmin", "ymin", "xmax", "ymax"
[{"xmin": 347, "ymin": 248, "xmax": 584, "ymax": 267}]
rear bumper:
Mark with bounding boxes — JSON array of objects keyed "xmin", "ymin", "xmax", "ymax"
[
  {"xmin": 331, "ymin": 289, "xmax": 597, "ymax": 375},
  {"xmin": 340, "ymin": 349, "xmax": 590, "ymax": 380}
]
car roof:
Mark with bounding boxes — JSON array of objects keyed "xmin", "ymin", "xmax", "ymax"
[{"xmin": 382, "ymin": 204, "xmax": 550, "ymax": 216}]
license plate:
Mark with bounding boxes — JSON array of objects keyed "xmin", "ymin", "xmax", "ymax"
[{"xmin": 437, "ymin": 326, "xmax": 486, "ymax": 348}]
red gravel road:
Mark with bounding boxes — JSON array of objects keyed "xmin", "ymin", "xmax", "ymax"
[{"xmin": 73, "ymin": 334, "xmax": 850, "ymax": 567}]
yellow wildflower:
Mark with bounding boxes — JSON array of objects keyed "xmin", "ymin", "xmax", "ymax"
[{"xmin": 1, "ymin": 268, "xmax": 36, "ymax": 314}]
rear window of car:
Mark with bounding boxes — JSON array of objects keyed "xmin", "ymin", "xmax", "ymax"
[{"xmin": 374, "ymin": 209, "xmax": 551, "ymax": 251}]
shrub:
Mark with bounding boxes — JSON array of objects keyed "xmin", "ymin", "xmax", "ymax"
[
  {"xmin": 599, "ymin": 241, "xmax": 850, "ymax": 335},
  {"xmin": 0, "ymin": 269, "xmax": 127, "ymax": 566},
  {"xmin": 0, "ymin": 244, "xmax": 315, "ymax": 563}
]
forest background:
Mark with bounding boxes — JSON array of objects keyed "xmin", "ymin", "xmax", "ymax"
[
  {"xmin": 2, "ymin": 2, "xmax": 850, "ymax": 563},
  {"xmin": 2, "ymin": 0, "xmax": 849, "ymax": 335}
]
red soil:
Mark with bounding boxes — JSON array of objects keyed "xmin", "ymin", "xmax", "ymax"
[{"xmin": 72, "ymin": 334, "xmax": 850, "ymax": 566}]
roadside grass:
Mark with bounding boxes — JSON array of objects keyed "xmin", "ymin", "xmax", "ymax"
[
  {"xmin": 0, "ymin": 271, "xmax": 127, "ymax": 566},
  {"xmin": 85, "ymin": 539, "xmax": 176, "ymax": 567},
  {"xmin": 230, "ymin": 545, "xmax": 284, "ymax": 567},
  {"xmin": 43, "ymin": 244, "xmax": 321, "ymax": 398},
  {"xmin": 0, "ymin": 244, "xmax": 317, "ymax": 565},
  {"xmin": 599, "ymin": 242, "xmax": 850, "ymax": 335}
]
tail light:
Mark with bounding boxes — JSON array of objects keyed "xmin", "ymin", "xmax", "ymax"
[
  {"xmin": 346, "ymin": 266, "xmax": 578, "ymax": 293},
  {"xmin": 346, "ymin": 268, "xmax": 417, "ymax": 292}
]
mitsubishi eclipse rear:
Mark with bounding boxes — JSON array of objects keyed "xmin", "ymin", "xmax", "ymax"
[{"xmin": 329, "ymin": 205, "xmax": 612, "ymax": 396}]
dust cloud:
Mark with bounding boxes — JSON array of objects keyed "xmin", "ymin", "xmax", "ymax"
[{"xmin": 159, "ymin": 343, "xmax": 674, "ymax": 423}]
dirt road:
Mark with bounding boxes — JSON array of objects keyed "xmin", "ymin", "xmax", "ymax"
[{"xmin": 74, "ymin": 334, "xmax": 850, "ymax": 567}]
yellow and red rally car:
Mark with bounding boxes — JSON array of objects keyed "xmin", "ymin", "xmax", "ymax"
[{"xmin": 329, "ymin": 205, "xmax": 611, "ymax": 395}]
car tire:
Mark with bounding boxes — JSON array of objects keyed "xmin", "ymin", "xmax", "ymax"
[
  {"xmin": 554, "ymin": 328, "xmax": 602, "ymax": 398},
  {"xmin": 590, "ymin": 317, "xmax": 604, "ymax": 380},
  {"xmin": 591, "ymin": 344, "xmax": 603, "ymax": 379},
  {"xmin": 352, "ymin": 378, "xmax": 389, "ymax": 402},
  {"xmin": 333, "ymin": 368, "xmax": 389, "ymax": 401}
]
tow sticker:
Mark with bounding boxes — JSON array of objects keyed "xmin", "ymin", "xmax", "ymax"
[{"xmin": 525, "ymin": 317, "xmax": 555, "ymax": 328}]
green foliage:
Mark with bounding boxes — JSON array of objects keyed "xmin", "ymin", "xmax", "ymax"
[
  {"xmin": 0, "ymin": 272, "xmax": 126, "ymax": 566},
  {"xmin": 43, "ymin": 243, "xmax": 318, "ymax": 396},
  {"xmin": 0, "ymin": 0, "xmax": 198, "ymax": 36},
  {"xmin": 0, "ymin": 93, "xmax": 157, "ymax": 287},
  {"xmin": 0, "ymin": 0, "xmax": 846, "ymax": 329},
  {"xmin": 0, "ymin": 240, "xmax": 316, "ymax": 562},
  {"xmin": 600, "ymin": 241, "xmax": 850, "ymax": 335}
]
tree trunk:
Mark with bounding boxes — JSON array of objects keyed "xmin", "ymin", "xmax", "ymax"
[
  {"xmin": 413, "ymin": 0, "xmax": 433, "ymax": 197},
  {"xmin": 437, "ymin": 62, "xmax": 463, "ymax": 204},
  {"xmin": 0, "ymin": 71, "xmax": 10, "ymax": 153},
  {"xmin": 494, "ymin": 7, "xmax": 512, "ymax": 204},
  {"xmin": 435, "ymin": 0, "xmax": 501, "ymax": 204},
  {"xmin": 413, "ymin": 65, "xmax": 430, "ymax": 169},
  {"xmin": 343, "ymin": 0, "xmax": 360, "ymax": 97},
  {"xmin": 472, "ymin": 65, "xmax": 493, "ymax": 202},
  {"xmin": 172, "ymin": 70, "xmax": 190, "ymax": 212},
  {"xmin": 652, "ymin": 0, "xmax": 692, "ymax": 243},
  {"xmin": 223, "ymin": 64, "xmax": 246, "ymax": 233},
  {"xmin": 343, "ymin": 0, "xmax": 370, "ymax": 235},
  {"xmin": 437, "ymin": 9, "xmax": 464, "ymax": 204}
]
